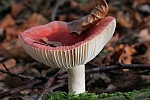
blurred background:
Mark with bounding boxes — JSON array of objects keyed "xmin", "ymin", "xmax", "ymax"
[{"xmin": 0, "ymin": 0, "xmax": 150, "ymax": 99}]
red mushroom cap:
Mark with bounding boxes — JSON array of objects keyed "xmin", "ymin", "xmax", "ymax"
[
  {"xmin": 19, "ymin": 16, "xmax": 116, "ymax": 69},
  {"xmin": 19, "ymin": 16, "xmax": 115, "ymax": 50}
]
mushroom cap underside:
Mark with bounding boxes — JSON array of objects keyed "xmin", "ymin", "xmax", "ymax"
[{"xmin": 18, "ymin": 16, "xmax": 116, "ymax": 69}]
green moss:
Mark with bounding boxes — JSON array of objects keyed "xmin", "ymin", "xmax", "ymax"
[
  {"xmin": 42, "ymin": 87, "xmax": 150, "ymax": 100},
  {"xmin": 43, "ymin": 92, "xmax": 98, "ymax": 100}
]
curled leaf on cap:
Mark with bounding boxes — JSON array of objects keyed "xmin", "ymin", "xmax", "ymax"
[
  {"xmin": 67, "ymin": 0, "xmax": 108, "ymax": 35},
  {"xmin": 34, "ymin": 38, "xmax": 62, "ymax": 47}
]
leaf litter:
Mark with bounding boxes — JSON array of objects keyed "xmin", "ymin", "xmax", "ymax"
[{"xmin": 0, "ymin": 0, "xmax": 150, "ymax": 99}]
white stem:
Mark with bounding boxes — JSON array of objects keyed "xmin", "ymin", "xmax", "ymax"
[{"xmin": 68, "ymin": 64, "xmax": 85, "ymax": 94}]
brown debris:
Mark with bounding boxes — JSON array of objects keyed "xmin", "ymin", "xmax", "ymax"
[
  {"xmin": 35, "ymin": 38, "xmax": 62, "ymax": 47},
  {"xmin": 67, "ymin": 0, "xmax": 108, "ymax": 34},
  {"xmin": 115, "ymin": 73, "xmax": 142, "ymax": 91},
  {"xmin": 117, "ymin": 11, "xmax": 132, "ymax": 28},
  {"xmin": 0, "ymin": 0, "xmax": 150, "ymax": 99},
  {"xmin": 11, "ymin": 3, "xmax": 26, "ymax": 17}
]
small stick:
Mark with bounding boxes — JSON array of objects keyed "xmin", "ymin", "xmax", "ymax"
[
  {"xmin": 35, "ymin": 70, "xmax": 66, "ymax": 100},
  {"xmin": 0, "ymin": 64, "xmax": 48, "ymax": 81},
  {"xmin": 2, "ymin": 63, "xmax": 10, "ymax": 72},
  {"xmin": 59, "ymin": 62, "xmax": 150, "ymax": 79},
  {"xmin": 0, "ymin": 68, "xmax": 49, "ymax": 82},
  {"xmin": 86, "ymin": 62, "xmax": 150, "ymax": 74},
  {"xmin": 1, "ymin": 62, "xmax": 150, "ymax": 99},
  {"xmin": 0, "ymin": 80, "xmax": 45, "ymax": 98},
  {"xmin": 0, "ymin": 69, "xmax": 35, "ymax": 80}
]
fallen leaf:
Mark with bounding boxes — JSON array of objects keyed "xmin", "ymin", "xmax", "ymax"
[
  {"xmin": 67, "ymin": 0, "xmax": 108, "ymax": 34},
  {"xmin": 138, "ymin": 28, "xmax": 150, "ymax": 41},
  {"xmin": 0, "ymin": 14, "xmax": 18, "ymax": 39},
  {"xmin": 115, "ymin": 73, "xmax": 142, "ymax": 91},
  {"xmin": 2, "ymin": 46, "xmax": 29, "ymax": 60},
  {"xmin": 117, "ymin": 11, "xmax": 132, "ymax": 28},
  {"xmin": 5, "ymin": 24, "xmax": 17, "ymax": 38},
  {"xmin": 1, "ymin": 39, "xmax": 21, "ymax": 50},
  {"xmin": 132, "ymin": 56, "xmax": 150, "ymax": 64},
  {"xmin": 110, "ymin": 44, "xmax": 124, "ymax": 65},
  {"xmin": 118, "ymin": 44, "xmax": 136, "ymax": 64},
  {"xmin": 4, "ymin": 75, "xmax": 23, "ymax": 88},
  {"xmin": 0, "ymin": 58, "xmax": 16, "ymax": 70},
  {"xmin": 0, "ymin": 58, "xmax": 16, "ymax": 80},
  {"xmin": 0, "ymin": 14, "xmax": 15, "ymax": 28},
  {"xmin": 35, "ymin": 38, "xmax": 62, "ymax": 47},
  {"xmin": 11, "ymin": 2, "xmax": 26, "ymax": 17},
  {"xmin": 132, "ymin": 11, "xmax": 143, "ymax": 26},
  {"xmin": 82, "ymin": 0, "xmax": 108, "ymax": 31},
  {"xmin": 47, "ymin": 80, "xmax": 65, "ymax": 93}
]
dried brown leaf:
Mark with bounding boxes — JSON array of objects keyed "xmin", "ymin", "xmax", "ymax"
[
  {"xmin": 67, "ymin": 0, "xmax": 108, "ymax": 34},
  {"xmin": 0, "ymin": 58, "xmax": 16, "ymax": 70},
  {"xmin": 4, "ymin": 75, "xmax": 23, "ymax": 88},
  {"xmin": 0, "ymin": 14, "xmax": 18, "ymax": 39},
  {"xmin": 82, "ymin": 0, "xmax": 108, "ymax": 32},
  {"xmin": 0, "ymin": 58, "xmax": 16, "ymax": 80},
  {"xmin": 117, "ymin": 12, "xmax": 132, "ymax": 28},
  {"xmin": 132, "ymin": 11, "xmax": 143, "ymax": 26},
  {"xmin": 0, "ymin": 14, "xmax": 16, "ymax": 28},
  {"xmin": 11, "ymin": 3, "xmax": 26, "ymax": 17},
  {"xmin": 118, "ymin": 44, "xmax": 136, "ymax": 64},
  {"xmin": 35, "ymin": 38, "xmax": 62, "ymax": 47},
  {"xmin": 138, "ymin": 28, "xmax": 150, "ymax": 41},
  {"xmin": 132, "ymin": 56, "xmax": 150, "ymax": 64},
  {"xmin": 48, "ymin": 80, "xmax": 65, "ymax": 93}
]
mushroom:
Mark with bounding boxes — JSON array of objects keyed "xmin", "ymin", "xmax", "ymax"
[{"xmin": 18, "ymin": 16, "xmax": 116, "ymax": 94}]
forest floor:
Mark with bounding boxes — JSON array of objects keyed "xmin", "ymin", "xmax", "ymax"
[{"xmin": 0, "ymin": 0, "xmax": 150, "ymax": 100}]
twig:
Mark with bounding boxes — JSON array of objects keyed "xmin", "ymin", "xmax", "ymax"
[
  {"xmin": 1, "ymin": 62, "xmax": 150, "ymax": 98},
  {"xmin": 34, "ymin": 70, "xmax": 66, "ymax": 100},
  {"xmin": 0, "ymin": 69, "xmax": 35, "ymax": 80},
  {"xmin": 0, "ymin": 80, "xmax": 45, "ymax": 98},
  {"xmin": 0, "ymin": 63, "xmax": 48, "ymax": 81},
  {"xmin": 51, "ymin": 0, "xmax": 68, "ymax": 21},
  {"xmin": 2, "ymin": 63, "xmax": 10, "ymax": 72},
  {"xmin": 109, "ymin": 69, "xmax": 149, "ymax": 75},
  {"xmin": 0, "ymin": 69, "xmax": 48, "ymax": 81},
  {"xmin": 58, "ymin": 62, "xmax": 150, "ymax": 79},
  {"xmin": 86, "ymin": 62, "xmax": 150, "ymax": 74},
  {"xmin": 0, "ymin": 63, "xmax": 65, "ymax": 99},
  {"xmin": 0, "ymin": 69, "xmax": 64, "ymax": 99}
]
